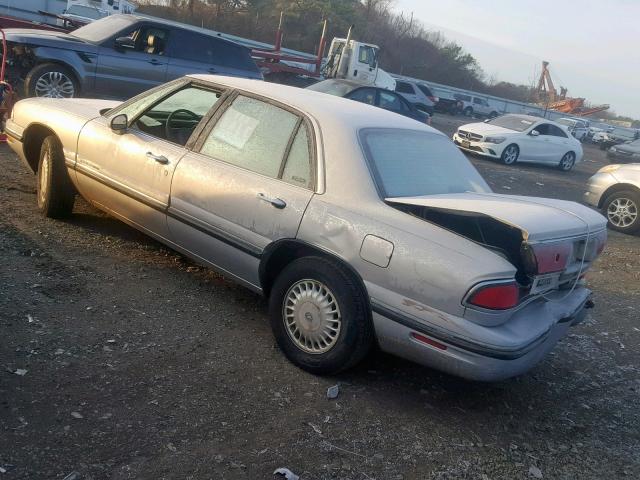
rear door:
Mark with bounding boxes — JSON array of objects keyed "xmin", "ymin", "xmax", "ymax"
[
  {"xmin": 94, "ymin": 23, "xmax": 170, "ymax": 99},
  {"xmin": 165, "ymin": 29, "xmax": 261, "ymax": 79},
  {"xmin": 168, "ymin": 93, "xmax": 316, "ymax": 288}
]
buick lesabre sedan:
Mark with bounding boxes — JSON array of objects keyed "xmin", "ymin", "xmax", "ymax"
[
  {"xmin": 453, "ymin": 114, "xmax": 584, "ymax": 171},
  {"xmin": 5, "ymin": 76, "xmax": 607, "ymax": 381}
]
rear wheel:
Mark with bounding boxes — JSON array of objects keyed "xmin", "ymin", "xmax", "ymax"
[
  {"xmin": 603, "ymin": 190, "xmax": 640, "ymax": 234},
  {"xmin": 464, "ymin": 106, "xmax": 473, "ymax": 117},
  {"xmin": 25, "ymin": 63, "xmax": 78, "ymax": 98},
  {"xmin": 268, "ymin": 257, "xmax": 373, "ymax": 375},
  {"xmin": 36, "ymin": 136, "xmax": 75, "ymax": 218},
  {"xmin": 558, "ymin": 151, "xmax": 576, "ymax": 171},
  {"xmin": 489, "ymin": 111, "xmax": 499, "ymax": 119},
  {"xmin": 501, "ymin": 144, "xmax": 519, "ymax": 165}
]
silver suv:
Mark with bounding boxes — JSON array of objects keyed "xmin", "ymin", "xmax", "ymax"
[
  {"xmin": 394, "ymin": 79, "xmax": 438, "ymax": 115},
  {"xmin": 454, "ymin": 93, "xmax": 500, "ymax": 118}
]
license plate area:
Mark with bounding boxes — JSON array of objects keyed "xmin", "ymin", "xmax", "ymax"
[
  {"xmin": 530, "ymin": 273, "xmax": 561, "ymax": 295},
  {"xmin": 461, "ymin": 140, "xmax": 471, "ymax": 148}
]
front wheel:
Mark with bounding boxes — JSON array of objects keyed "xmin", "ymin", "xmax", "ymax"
[
  {"xmin": 268, "ymin": 257, "xmax": 373, "ymax": 375},
  {"xmin": 464, "ymin": 107, "xmax": 473, "ymax": 117},
  {"xmin": 25, "ymin": 63, "xmax": 78, "ymax": 98},
  {"xmin": 558, "ymin": 151, "xmax": 576, "ymax": 171},
  {"xmin": 37, "ymin": 136, "xmax": 75, "ymax": 218},
  {"xmin": 500, "ymin": 144, "xmax": 519, "ymax": 165},
  {"xmin": 603, "ymin": 190, "xmax": 640, "ymax": 234}
]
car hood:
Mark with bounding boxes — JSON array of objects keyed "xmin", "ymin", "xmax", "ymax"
[
  {"xmin": 4, "ymin": 28, "xmax": 95, "ymax": 50},
  {"xmin": 386, "ymin": 192, "xmax": 607, "ymax": 242},
  {"xmin": 458, "ymin": 122, "xmax": 517, "ymax": 136},
  {"xmin": 18, "ymin": 97, "xmax": 120, "ymax": 118}
]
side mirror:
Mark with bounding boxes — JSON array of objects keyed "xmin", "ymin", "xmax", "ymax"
[
  {"xmin": 110, "ymin": 114, "xmax": 128, "ymax": 133},
  {"xmin": 530, "ymin": 130, "xmax": 540, "ymax": 137},
  {"xmin": 115, "ymin": 36, "xmax": 135, "ymax": 50}
]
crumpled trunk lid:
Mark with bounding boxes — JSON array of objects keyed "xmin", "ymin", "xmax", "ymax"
[
  {"xmin": 387, "ymin": 192, "xmax": 606, "ymax": 242},
  {"xmin": 386, "ymin": 192, "xmax": 607, "ymax": 291}
]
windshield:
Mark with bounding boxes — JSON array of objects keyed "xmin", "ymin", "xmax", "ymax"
[
  {"xmin": 487, "ymin": 115, "xmax": 535, "ymax": 132},
  {"xmin": 66, "ymin": 5, "xmax": 104, "ymax": 19},
  {"xmin": 307, "ymin": 80, "xmax": 355, "ymax": 97},
  {"xmin": 360, "ymin": 129, "xmax": 490, "ymax": 197},
  {"xmin": 71, "ymin": 15, "xmax": 137, "ymax": 43}
]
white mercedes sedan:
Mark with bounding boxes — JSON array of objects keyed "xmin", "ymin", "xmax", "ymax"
[{"xmin": 453, "ymin": 114, "xmax": 584, "ymax": 171}]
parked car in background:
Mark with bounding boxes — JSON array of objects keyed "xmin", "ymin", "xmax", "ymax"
[
  {"xmin": 307, "ymin": 79, "xmax": 430, "ymax": 124},
  {"xmin": 597, "ymin": 127, "xmax": 640, "ymax": 150},
  {"xmin": 584, "ymin": 163, "xmax": 640, "ymax": 234},
  {"xmin": 453, "ymin": 114, "xmax": 583, "ymax": 171},
  {"xmin": 3, "ymin": 14, "xmax": 262, "ymax": 99},
  {"xmin": 56, "ymin": 5, "xmax": 106, "ymax": 27},
  {"xmin": 432, "ymin": 89, "xmax": 464, "ymax": 115},
  {"xmin": 393, "ymin": 78, "xmax": 438, "ymax": 115},
  {"xmin": 454, "ymin": 93, "xmax": 499, "ymax": 118},
  {"xmin": 557, "ymin": 117, "xmax": 589, "ymax": 141},
  {"xmin": 607, "ymin": 139, "xmax": 640, "ymax": 164},
  {"xmin": 5, "ymin": 75, "xmax": 606, "ymax": 381}
]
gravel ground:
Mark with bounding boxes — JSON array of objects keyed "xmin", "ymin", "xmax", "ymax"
[{"xmin": 1, "ymin": 115, "xmax": 639, "ymax": 480}]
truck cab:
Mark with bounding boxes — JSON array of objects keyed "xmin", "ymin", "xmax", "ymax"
[{"xmin": 326, "ymin": 37, "xmax": 396, "ymax": 90}]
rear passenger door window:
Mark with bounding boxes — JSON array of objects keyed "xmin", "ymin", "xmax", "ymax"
[
  {"xmin": 348, "ymin": 88, "xmax": 377, "ymax": 105},
  {"xmin": 378, "ymin": 91, "xmax": 408, "ymax": 112}
]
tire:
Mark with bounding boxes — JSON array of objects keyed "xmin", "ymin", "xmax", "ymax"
[
  {"xmin": 268, "ymin": 256, "xmax": 373, "ymax": 375},
  {"xmin": 36, "ymin": 136, "xmax": 75, "ymax": 218},
  {"xmin": 464, "ymin": 106, "xmax": 473, "ymax": 117},
  {"xmin": 25, "ymin": 63, "xmax": 79, "ymax": 98},
  {"xmin": 558, "ymin": 151, "xmax": 576, "ymax": 172},
  {"xmin": 500, "ymin": 144, "xmax": 519, "ymax": 165},
  {"xmin": 603, "ymin": 190, "xmax": 640, "ymax": 234},
  {"xmin": 489, "ymin": 111, "xmax": 499, "ymax": 119}
]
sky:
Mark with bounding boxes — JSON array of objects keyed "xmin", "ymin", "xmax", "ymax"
[{"xmin": 394, "ymin": 0, "xmax": 640, "ymax": 119}]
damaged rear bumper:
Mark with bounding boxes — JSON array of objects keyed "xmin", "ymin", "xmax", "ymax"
[{"xmin": 371, "ymin": 287, "xmax": 592, "ymax": 381}]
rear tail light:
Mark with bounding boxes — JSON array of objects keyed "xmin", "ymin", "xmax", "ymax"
[
  {"xmin": 521, "ymin": 242, "xmax": 573, "ymax": 275},
  {"xmin": 467, "ymin": 282, "xmax": 520, "ymax": 310}
]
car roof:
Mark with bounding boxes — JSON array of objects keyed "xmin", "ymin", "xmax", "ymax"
[
  {"xmin": 192, "ymin": 75, "xmax": 434, "ymax": 132},
  {"xmin": 110, "ymin": 14, "xmax": 248, "ymax": 49}
]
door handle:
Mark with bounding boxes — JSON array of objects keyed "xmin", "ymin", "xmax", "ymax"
[
  {"xmin": 146, "ymin": 152, "xmax": 169, "ymax": 164},
  {"xmin": 257, "ymin": 193, "xmax": 286, "ymax": 209}
]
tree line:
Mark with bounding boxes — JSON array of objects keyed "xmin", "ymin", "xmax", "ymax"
[{"xmin": 137, "ymin": 0, "xmax": 636, "ymax": 125}]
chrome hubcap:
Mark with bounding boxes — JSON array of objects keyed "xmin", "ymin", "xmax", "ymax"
[
  {"xmin": 39, "ymin": 152, "xmax": 49, "ymax": 204},
  {"xmin": 561, "ymin": 153, "xmax": 575, "ymax": 170},
  {"xmin": 283, "ymin": 279, "xmax": 341, "ymax": 354},
  {"xmin": 504, "ymin": 146, "xmax": 517, "ymax": 164},
  {"xmin": 608, "ymin": 198, "xmax": 638, "ymax": 228},
  {"xmin": 35, "ymin": 72, "xmax": 75, "ymax": 98}
]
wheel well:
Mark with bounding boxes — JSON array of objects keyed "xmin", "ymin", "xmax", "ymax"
[
  {"xmin": 22, "ymin": 124, "xmax": 57, "ymax": 173},
  {"xmin": 598, "ymin": 183, "xmax": 640, "ymax": 208},
  {"xmin": 259, "ymin": 240, "xmax": 369, "ymax": 302}
]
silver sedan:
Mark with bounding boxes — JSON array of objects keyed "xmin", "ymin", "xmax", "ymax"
[
  {"xmin": 584, "ymin": 163, "xmax": 640, "ymax": 234},
  {"xmin": 6, "ymin": 75, "xmax": 607, "ymax": 381}
]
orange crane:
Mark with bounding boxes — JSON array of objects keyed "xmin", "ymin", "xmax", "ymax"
[{"xmin": 534, "ymin": 61, "xmax": 609, "ymax": 116}]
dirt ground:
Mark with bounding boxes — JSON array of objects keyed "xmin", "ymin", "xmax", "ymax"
[{"xmin": 1, "ymin": 115, "xmax": 639, "ymax": 480}]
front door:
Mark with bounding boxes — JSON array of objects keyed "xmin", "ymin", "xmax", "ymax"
[
  {"xmin": 75, "ymin": 82, "xmax": 225, "ymax": 239},
  {"xmin": 95, "ymin": 24, "xmax": 171, "ymax": 99},
  {"xmin": 168, "ymin": 94, "xmax": 316, "ymax": 288}
]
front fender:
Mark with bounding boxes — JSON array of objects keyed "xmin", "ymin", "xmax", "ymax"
[{"xmin": 30, "ymin": 46, "xmax": 97, "ymax": 93}]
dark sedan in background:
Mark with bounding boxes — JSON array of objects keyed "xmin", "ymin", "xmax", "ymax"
[
  {"xmin": 607, "ymin": 139, "xmax": 640, "ymax": 164},
  {"xmin": 3, "ymin": 14, "xmax": 262, "ymax": 99},
  {"xmin": 307, "ymin": 79, "xmax": 431, "ymax": 124}
]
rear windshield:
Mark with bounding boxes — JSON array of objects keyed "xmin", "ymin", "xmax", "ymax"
[
  {"xmin": 487, "ymin": 115, "xmax": 535, "ymax": 132},
  {"xmin": 307, "ymin": 80, "xmax": 355, "ymax": 97},
  {"xmin": 71, "ymin": 15, "xmax": 137, "ymax": 43},
  {"xmin": 360, "ymin": 129, "xmax": 490, "ymax": 197}
]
